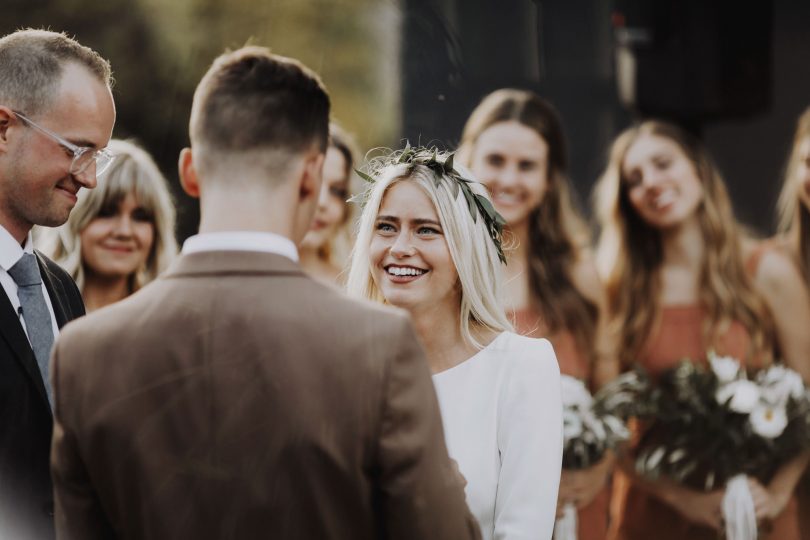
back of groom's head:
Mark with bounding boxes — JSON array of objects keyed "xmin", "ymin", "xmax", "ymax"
[{"xmin": 189, "ymin": 46, "xmax": 330, "ymax": 179}]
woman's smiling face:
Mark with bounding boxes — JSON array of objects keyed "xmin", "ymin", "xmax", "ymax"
[
  {"xmin": 468, "ymin": 120, "xmax": 549, "ymax": 228},
  {"xmin": 369, "ymin": 180, "xmax": 459, "ymax": 315}
]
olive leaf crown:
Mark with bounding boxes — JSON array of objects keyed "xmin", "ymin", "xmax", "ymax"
[{"xmin": 352, "ymin": 144, "xmax": 507, "ymax": 264}]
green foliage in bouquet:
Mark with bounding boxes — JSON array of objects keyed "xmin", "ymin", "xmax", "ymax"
[
  {"xmin": 561, "ymin": 371, "xmax": 650, "ymax": 470},
  {"xmin": 634, "ymin": 357, "xmax": 810, "ymax": 491}
]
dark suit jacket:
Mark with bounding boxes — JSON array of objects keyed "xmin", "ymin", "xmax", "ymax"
[
  {"xmin": 0, "ymin": 250, "xmax": 85, "ymax": 540},
  {"xmin": 51, "ymin": 251, "xmax": 480, "ymax": 540}
]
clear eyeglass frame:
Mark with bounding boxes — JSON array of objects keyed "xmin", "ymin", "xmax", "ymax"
[{"xmin": 12, "ymin": 110, "xmax": 115, "ymax": 178}]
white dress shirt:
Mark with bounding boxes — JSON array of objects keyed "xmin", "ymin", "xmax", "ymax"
[
  {"xmin": 432, "ymin": 331, "xmax": 563, "ymax": 540},
  {"xmin": 0, "ymin": 225, "xmax": 60, "ymax": 341},
  {"xmin": 182, "ymin": 231, "xmax": 299, "ymax": 261}
]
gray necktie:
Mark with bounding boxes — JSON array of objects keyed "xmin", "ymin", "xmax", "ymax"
[{"xmin": 8, "ymin": 253, "xmax": 54, "ymax": 409}]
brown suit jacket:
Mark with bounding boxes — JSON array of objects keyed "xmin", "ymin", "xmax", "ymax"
[{"xmin": 50, "ymin": 251, "xmax": 480, "ymax": 540}]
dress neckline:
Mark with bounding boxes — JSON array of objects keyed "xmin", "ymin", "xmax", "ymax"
[{"xmin": 432, "ymin": 331, "xmax": 509, "ymax": 379}]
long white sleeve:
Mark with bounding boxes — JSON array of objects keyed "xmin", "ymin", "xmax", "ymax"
[
  {"xmin": 493, "ymin": 338, "xmax": 563, "ymax": 539},
  {"xmin": 432, "ymin": 332, "xmax": 563, "ymax": 540}
]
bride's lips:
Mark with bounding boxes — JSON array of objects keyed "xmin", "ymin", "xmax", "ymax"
[{"xmin": 384, "ymin": 264, "xmax": 429, "ymax": 284}]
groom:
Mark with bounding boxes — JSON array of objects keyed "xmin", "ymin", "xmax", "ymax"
[{"xmin": 49, "ymin": 46, "xmax": 480, "ymax": 539}]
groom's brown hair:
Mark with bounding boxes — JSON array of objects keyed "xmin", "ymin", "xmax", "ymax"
[{"xmin": 190, "ymin": 46, "xmax": 330, "ymax": 166}]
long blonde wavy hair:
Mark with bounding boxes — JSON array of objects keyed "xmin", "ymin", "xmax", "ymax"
[
  {"xmin": 457, "ymin": 88, "xmax": 597, "ymax": 362},
  {"xmin": 38, "ymin": 139, "xmax": 178, "ymax": 292},
  {"xmin": 777, "ymin": 107, "xmax": 810, "ymax": 287},
  {"xmin": 594, "ymin": 120, "xmax": 774, "ymax": 367},
  {"xmin": 346, "ymin": 148, "xmax": 513, "ymax": 349}
]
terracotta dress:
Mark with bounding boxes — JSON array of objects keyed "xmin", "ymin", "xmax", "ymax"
[
  {"xmin": 512, "ymin": 309, "xmax": 610, "ymax": 540},
  {"xmin": 610, "ymin": 305, "xmax": 800, "ymax": 540}
]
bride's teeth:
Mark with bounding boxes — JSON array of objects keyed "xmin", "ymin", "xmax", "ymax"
[{"xmin": 388, "ymin": 267, "xmax": 424, "ymax": 276}]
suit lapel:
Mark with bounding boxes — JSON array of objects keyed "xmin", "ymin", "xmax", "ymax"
[
  {"xmin": 36, "ymin": 252, "xmax": 70, "ymax": 328},
  {"xmin": 0, "ymin": 287, "xmax": 51, "ymax": 408}
]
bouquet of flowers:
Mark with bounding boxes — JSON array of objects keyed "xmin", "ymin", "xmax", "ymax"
[
  {"xmin": 553, "ymin": 372, "xmax": 645, "ymax": 540},
  {"xmin": 634, "ymin": 353, "xmax": 810, "ymax": 540}
]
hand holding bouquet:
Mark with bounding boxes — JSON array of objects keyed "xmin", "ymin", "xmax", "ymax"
[
  {"xmin": 554, "ymin": 372, "xmax": 643, "ymax": 540},
  {"xmin": 634, "ymin": 353, "xmax": 810, "ymax": 540}
]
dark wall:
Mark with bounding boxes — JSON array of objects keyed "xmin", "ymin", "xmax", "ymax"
[
  {"xmin": 401, "ymin": 0, "xmax": 810, "ymax": 235},
  {"xmin": 401, "ymin": 0, "xmax": 624, "ymax": 215},
  {"xmin": 705, "ymin": 0, "xmax": 810, "ymax": 233}
]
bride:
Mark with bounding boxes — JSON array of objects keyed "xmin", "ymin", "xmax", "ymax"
[{"xmin": 346, "ymin": 146, "xmax": 562, "ymax": 539}]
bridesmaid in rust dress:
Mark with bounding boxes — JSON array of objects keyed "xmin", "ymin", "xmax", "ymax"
[
  {"xmin": 593, "ymin": 120, "xmax": 810, "ymax": 540},
  {"xmin": 458, "ymin": 89, "xmax": 618, "ymax": 540},
  {"xmin": 774, "ymin": 106, "xmax": 810, "ymax": 538}
]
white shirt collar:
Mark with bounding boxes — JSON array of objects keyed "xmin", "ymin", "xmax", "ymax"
[
  {"xmin": 181, "ymin": 231, "xmax": 299, "ymax": 262},
  {"xmin": 0, "ymin": 225, "xmax": 33, "ymax": 272}
]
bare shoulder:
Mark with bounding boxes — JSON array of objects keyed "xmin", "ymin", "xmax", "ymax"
[
  {"xmin": 569, "ymin": 248, "xmax": 606, "ymax": 306},
  {"xmin": 752, "ymin": 245, "xmax": 805, "ymax": 295}
]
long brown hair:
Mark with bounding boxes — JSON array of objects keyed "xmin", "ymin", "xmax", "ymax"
[
  {"xmin": 458, "ymin": 89, "xmax": 597, "ymax": 362},
  {"xmin": 777, "ymin": 107, "xmax": 810, "ymax": 287},
  {"xmin": 594, "ymin": 120, "xmax": 774, "ymax": 367}
]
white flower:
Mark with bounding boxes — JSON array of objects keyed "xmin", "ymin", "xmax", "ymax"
[
  {"xmin": 602, "ymin": 415, "xmax": 630, "ymax": 441},
  {"xmin": 750, "ymin": 403, "xmax": 788, "ymax": 439},
  {"xmin": 715, "ymin": 380, "xmax": 761, "ymax": 413},
  {"xmin": 757, "ymin": 365, "xmax": 805, "ymax": 406},
  {"xmin": 582, "ymin": 410, "xmax": 607, "ymax": 442},
  {"xmin": 560, "ymin": 375, "xmax": 593, "ymax": 409},
  {"xmin": 562, "ymin": 409, "xmax": 583, "ymax": 442},
  {"xmin": 709, "ymin": 354, "xmax": 742, "ymax": 384}
]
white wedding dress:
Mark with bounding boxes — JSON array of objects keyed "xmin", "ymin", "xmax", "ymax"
[{"xmin": 432, "ymin": 331, "xmax": 563, "ymax": 540}]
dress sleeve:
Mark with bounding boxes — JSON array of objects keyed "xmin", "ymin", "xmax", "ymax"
[
  {"xmin": 494, "ymin": 338, "xmax": 563, "ymax": 539},
  {"xmin": 375, "ymin": 315, "xmax": 482, "ymax": 540}
]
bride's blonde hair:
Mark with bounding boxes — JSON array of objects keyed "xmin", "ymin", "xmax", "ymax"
[{"xmin": 346, "ymin": 148, "xmax": 512, "ymax": 348}]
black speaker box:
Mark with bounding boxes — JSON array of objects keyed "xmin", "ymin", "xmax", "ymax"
[{"xmin": 613, "ymin": 0, "xmax": 773, "ymax": 122}]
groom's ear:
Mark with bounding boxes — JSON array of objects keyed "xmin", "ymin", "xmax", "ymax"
[
  {"xmin": 179, "ymin": 148, "xmax": 201, "ymax": 198},
  {"xmin": 298, "ymin": 149, "xmax": 325, "ymax": 203}
]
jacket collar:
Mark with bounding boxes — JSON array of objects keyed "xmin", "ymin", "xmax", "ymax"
[{"xmin": 164, "ymin": 250, "xmax": 306, "ymax": 279}]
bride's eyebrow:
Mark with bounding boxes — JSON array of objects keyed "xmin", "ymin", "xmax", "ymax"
[{"xmin": 411, "ymin": 218, "xmax": 441, "ymax": 227}]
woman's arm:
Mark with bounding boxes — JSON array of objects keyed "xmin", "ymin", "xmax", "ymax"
[
  {"xmin": 557, "ymin": 452, "xmax": 614, "ymax": 516},
  {"xmin": 614, "ymin": 454, "xmax": 725, "ymax": 530},
  {"xmin": 493, "ymin": 338, "xmax": 562, "ymax": 539},
  {"xmin": 749, "ymin": 452, "xmax": 810, "ymax": 522},
  {"xmin": 571, "ymin": 252, "xmax": 619, "ymax": 390},
  {"xmin": 752, "ymin": 249, "xmax": 810, "ymax": 382}
]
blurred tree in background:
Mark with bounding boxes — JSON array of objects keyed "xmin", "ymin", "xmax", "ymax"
[{"xmin": 2, "ymin": 0, "xmax": 401, "ymax": 239}]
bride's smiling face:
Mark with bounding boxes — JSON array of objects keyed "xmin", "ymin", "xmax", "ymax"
[{"xmin": 369, "ymin": 180, "xmax": 459, "ymax": 314}]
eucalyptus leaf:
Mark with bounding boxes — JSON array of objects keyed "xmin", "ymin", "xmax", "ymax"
[
  {"xmin": 355, "ymin": 169, "xmax": 376, "ymax": 184},
  {"xmin": 444, "ymin": 152, "xmax": 455, "ymax": 173},
  {"xmin": 462, "ymin": 187, "xmax": 478, "ymax": 223}
]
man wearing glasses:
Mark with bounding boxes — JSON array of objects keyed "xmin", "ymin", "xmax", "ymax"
[{"xmin": 0, "ymin": 29, "xmax": 115, "ymax": 539}]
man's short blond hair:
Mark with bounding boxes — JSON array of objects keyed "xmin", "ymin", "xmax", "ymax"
[{"xmin": 0, "ymin": 29, "xmax": 112, "ymax": 115}]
